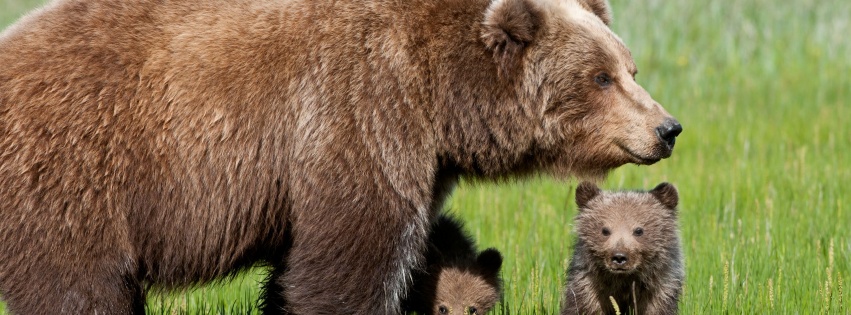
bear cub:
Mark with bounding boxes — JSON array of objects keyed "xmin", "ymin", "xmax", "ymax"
[
  {"xmin": 404, "ymin": 214, "xmax": 503, "ymax": 315},
  {"xmin": 561, "ymin": 182, "xmax": 684, "ymax": 315}
]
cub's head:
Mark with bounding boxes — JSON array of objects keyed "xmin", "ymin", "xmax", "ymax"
[
  {"xmin": 432, "ymin": 249, "xmax": 503, "ymax": 315},
  {"xmin": 573, "ymin": 181, "xmax": 679, "ymax": 274},
  {"xmin": 482, "ymin": 0, "xmax": 681, "ymax": 179}
]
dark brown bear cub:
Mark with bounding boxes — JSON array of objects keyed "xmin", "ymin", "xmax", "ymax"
[
  {"xmin": 404, "ymin": 214, "xmax": 503, "ymax": 315},
  {"xmin": 561, "ymin": 182, "xmax": 684, "ymax": 315}
]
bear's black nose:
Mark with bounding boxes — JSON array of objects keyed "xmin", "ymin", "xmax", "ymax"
[
  {"xmin": 612, "ymin": 253, "xmax": 628, "ymax": 265},
  {"xmin": 656, "ymin": 119, "xmax": 682, "ymax": 149}
]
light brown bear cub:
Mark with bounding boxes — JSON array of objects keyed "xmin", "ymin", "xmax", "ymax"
[
  {"xmin": 561, "ymin": 182, "xmax": 684, "ymax": 315},
  {"xmin": 404, "ymin": 215, "xmax": 502, "ymax": 315}
]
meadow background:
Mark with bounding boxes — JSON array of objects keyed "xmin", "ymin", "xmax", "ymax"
[{"xmin": 1, "ymin": 0, "xmax": 849, "ymax": 313}]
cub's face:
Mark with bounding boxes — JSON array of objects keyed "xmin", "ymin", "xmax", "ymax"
[
  {"xmin": 482, "ymin": 0, "xmax": 681, "ymax": 179},
  {"xmin": 432, "ymin": 268, "xmax": 500, "ymax": 315},
  {"xmin": 574, "ymin": 182, "xmax": 679, "ymax": 274},
  {"xmin": 431, "ymin": 249, "xmax": 503, "ymax": 315}
]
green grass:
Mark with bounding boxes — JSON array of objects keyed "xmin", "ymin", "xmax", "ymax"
[{"xmin": 2, "ymin": 0, "xmax": 850, "ymax": 313}]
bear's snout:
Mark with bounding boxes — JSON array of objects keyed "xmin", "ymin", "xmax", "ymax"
[
  {"xmin": 655, "ymin": 118, "xmax": 682, "ymax": 152},
  {"xmin": 602, "ymin": 241, "xmax": 639, "ymax": 272},
  {"xmin": 611, "ymin": 253, "xmax": 628, "ymax": 265}
]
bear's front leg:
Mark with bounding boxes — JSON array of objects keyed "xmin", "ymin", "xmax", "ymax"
[
  {"xmin": 641, "ymin": 285, "xmax": 681, "ymax": 315},
  {"xmin": 560, "ymin": 273, "xmax": 605, "ymax": 315},
  {"xmin": 0, "ymin": 242, "xmax": 145, "ymax": 315},
  {"xmin": 267, "ymin": 156, "xmax": 435, "ymax": 314}
]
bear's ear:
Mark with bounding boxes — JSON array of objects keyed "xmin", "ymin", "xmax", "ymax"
[
  {"xmin": 476, "ymin": 248, "xmax": 503, "ymax": 278},
  {"xmin": 650, "ymin": 182, "xmax": 679, "ymax": 210},
  {"xmin": 576, "ymin": 0, "xmax": 612, "ymax": 26},
  {"xmin": 575, "ymin": 181, "xmax": 600, "ymax": 209},
  {"xmin": 481, "ymin": 0, "xmax": 543, "ymax": 75}
]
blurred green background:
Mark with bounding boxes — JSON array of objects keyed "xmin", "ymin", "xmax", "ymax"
[{"xmin": 1, "ymin": 0, "xmax": 849, "ymax": 313}]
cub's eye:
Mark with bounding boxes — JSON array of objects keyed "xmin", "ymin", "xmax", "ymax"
[
  {"xmin": 468, "ymin": 306, "xmax": 478, "ymax": 314},
  {"xmin": 594, "ymin": 73, "xmax": 612, "ymax": 87},
  {"xmin": 439, "ymin": 305, "xmax": 448, "ymax": 314},
  {"xmin": 602, "ymin": 228, "xmax": 611, "ymax": 236},
  {"xmin": 634, "ymin": 227, "xmax": 644, "ymax": 236}
]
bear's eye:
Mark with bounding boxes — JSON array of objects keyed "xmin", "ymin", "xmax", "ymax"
[
  {"xmin": 634, "ymin": 227, "xmax": 644, "ymax": 236},
  {"xmin": 468, "ymin": 306, "xmax": 478, "ymax": 314},
  {"xmin": 602, "ymin": 228, "xmax": 611, "ymax": 236},
  {"xmin": 594, "ymin": 73, "xmax": 612, "ymax": 87},
  {"xmin": 439, "ymin": 305, "xmax": 448, "ymax": 314}
]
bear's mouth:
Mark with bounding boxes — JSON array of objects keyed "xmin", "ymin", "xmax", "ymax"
[
  {"xmin": 606, "ymin": 265, "xmax": 638, "ymax": 274},
  {"xmin": 616, "ymin": 143, "xmax": 662, "ymax": 165},
  {"xmin": 609, "ymin": 267, "xmax": 633, "ymax": 273}
]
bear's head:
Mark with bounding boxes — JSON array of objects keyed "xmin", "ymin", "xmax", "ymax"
[
  {"xmin": 431, "ymin": 249, "xmax": 503, "ymax": 315},
  {"xmin": 573, "ymin": 181, "xmax": 679, "ymax": 274},
  {"xmin": 481, "ymin": 0, "xmax": 681, "ymax": 179}
]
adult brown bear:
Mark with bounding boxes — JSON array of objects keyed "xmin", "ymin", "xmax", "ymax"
[{"xmin": 0, "ymin": 0, "xmax": 681, "ymax": 313}]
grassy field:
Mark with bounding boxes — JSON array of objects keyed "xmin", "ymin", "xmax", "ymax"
[{"xmin": 2, "ymin": 0, "xmax": 849, "ymax": 313}]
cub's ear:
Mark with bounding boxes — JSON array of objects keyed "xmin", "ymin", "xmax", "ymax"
[
  {"xmin": 482, "ymin": 0, "xmax": 543, "ymax": 75},
  {"xmin": 576, "ymin": 0, "xmax": 612, "ymax": 25},
  {"xmin": 575, "ymin": 181, "xmax": 600, "ymax": 209},
  {"xmin": 650, "ymin": 182, "xmax": 679, "ymax": 210},
  {"xmin": 476, "ymin": 248, "xmax": 503, "ymax": 278}
]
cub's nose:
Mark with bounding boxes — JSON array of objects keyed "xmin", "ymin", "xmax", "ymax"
[
  {"xmin": 656, "ymin": 119, "xmax": 682, "ymax": 149},
  {"xmin": 611, "ymin": 253, "xmax": 628, "ymax": 265}
]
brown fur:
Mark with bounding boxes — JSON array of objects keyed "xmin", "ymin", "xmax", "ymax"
[
  {"xmin": 0, "ymin": 0, "xmax": 679, "ymax": 313},
  {"xmin": 561, "ymin": 182, "xmax": 684, "ymax": 315},
  {"xmin": 404, "ymin": 215, "xmax": 503, "ymax": 315}
]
